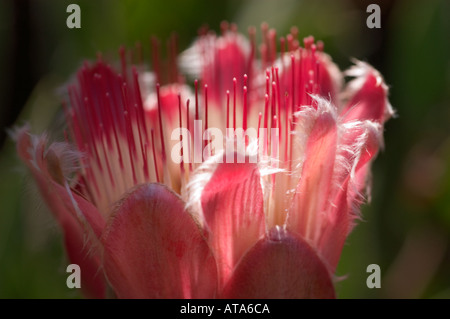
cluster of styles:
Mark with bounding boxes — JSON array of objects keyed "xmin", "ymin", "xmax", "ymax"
[{"xmin": 15, "ymin": 22, "xmax": 393, "ymax": 298}]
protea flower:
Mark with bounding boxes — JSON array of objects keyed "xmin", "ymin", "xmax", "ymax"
[{"xmin": 15, "ymin": 23, "xmax": 393, "ymax": 299}]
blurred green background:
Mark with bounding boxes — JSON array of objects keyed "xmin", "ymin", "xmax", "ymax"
[{"xmin": 0, "ymin": 0, "xmax": 449, "ymax": 298}]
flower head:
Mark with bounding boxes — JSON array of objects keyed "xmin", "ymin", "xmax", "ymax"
[{"xmin": 15, "ymin": 23, "xmax": 393, "ymax": 298}]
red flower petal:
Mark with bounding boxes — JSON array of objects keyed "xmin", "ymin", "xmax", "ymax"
[
  {"xmin": 317, "ymin": 53, "xmax": 343, "ymax": 104},
  {"xmin": 341, "ymin": 63, "xmax": 393, "ymax": 124},
  {"xmin": 221, "ymin": 227, "xmax": 335, "ymax": 298},
  {"xmin": 15, "ymin": 127, "xmax": 106, "ymax": 298},
  {"xmin": 288, "ymin": 111, "xmax": 337, "ymax": 243},
  {"xmin": 102, "ymin": 183, "xmax": 218, "ymax": 298},
  {"xmin": 317, "ymin": 178, "xmax": 350, "ymax": 272},
  {"xmin": 319, "ymin": 122, "xmax": 381, "ymax": 271},
  {"xmin": 201, "ymin": 160, "xmax": 265, "ymax": 289},
  {"xmin": 348, "ymin": 123, "xmax": 381, "ymax": 201}
]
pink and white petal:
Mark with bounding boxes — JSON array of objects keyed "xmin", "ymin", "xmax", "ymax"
[
  {"xmin": 144, "ymin": 83, "xmax": 193, "ymax": 190},
  {"xmin": 318, "ymin": 122, "xmax": 382, "ymax": 271},
  {"xmin": 179, "ymin": 31, "xmax": 252, "ymax": 109},
  {"xmin": 33, "ymin": 172, "xmax": 106, "ymax": 299},
  {"xmin": 335, "ymin": 120, "xmax": 382, "ymax": 214},
  {"xmin": 201, "ymin": 160, "xmax": 265, "ymax": 289},
  {"xmin": 341, "ymin": 61, "xmax": 394, "ymax": 124},
  {"xmin": 317, "ymin": 52, "xmax": 344, "ymax": 105},
  {"xmin": 288, "ymin": 111, "xmax": 337, "ymax": 243},
  {"xmin": 16, "ymin": 128, "xmax": 106, "ymax": 238},
  {"xmin": 221, "ymin": 227, "xmax": 335, "ymax": 299},
  {"xmin": 15, "ymin": 127, "xmax": 106, "ymax": 298},
  {"xmin": 348, "ymin": 122, "xmax": 382, "ymax": 202},
  {"xmin": 317, "ymin": 179, "xmax": 350, "ymax": 272},
  {"xmin": 102, "ymin": 183, "xmax": 218, "ymax": 299}
]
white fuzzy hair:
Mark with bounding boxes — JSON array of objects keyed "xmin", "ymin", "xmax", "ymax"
[
  {"xmin": 184, "ymin": 132, "xmax": 283, "ymax": 226},
  {"xmin": 341, "ymin": 59, "xmax": 395, "ymax": 121}
]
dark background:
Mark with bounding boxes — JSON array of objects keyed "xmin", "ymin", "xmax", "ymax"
[{"xmin": 0, "ymin": 0, "xmax": 449, "ymax": 298}]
